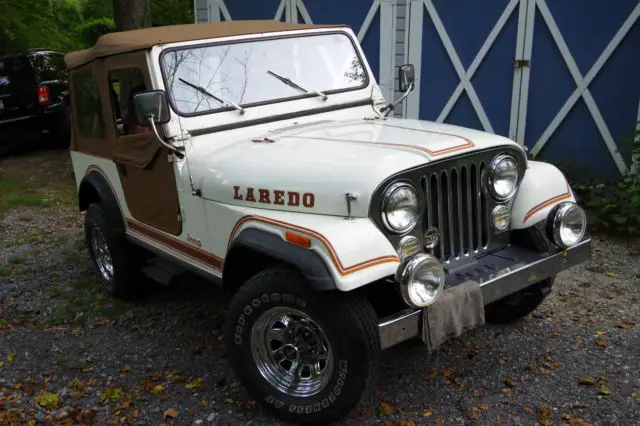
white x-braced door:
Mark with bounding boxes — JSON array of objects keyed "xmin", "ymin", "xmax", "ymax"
[
  {"xmin": 405, "ymin": 0, "xmax": 640, "ymax": 178},
  {"xmin": 405, "ymin": 0, "xmax": 527, "ymax": 140}
]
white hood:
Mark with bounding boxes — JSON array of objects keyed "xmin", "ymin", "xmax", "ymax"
[{"xmin": 187, "ymin": 118, "xmax": 524, "ymax": 218}]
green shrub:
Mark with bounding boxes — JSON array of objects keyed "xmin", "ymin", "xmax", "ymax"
[{"xmin": 573, "ymin": 123, "xmax": 640, "ymax": 235}]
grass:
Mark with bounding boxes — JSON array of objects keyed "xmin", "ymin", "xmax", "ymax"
[
  {"xmin": 0, "ymin": 267, "xmax": 12, "ymax": 277},
  {"xmin": 0, "ymin": 178, "xmax": 77, "ymax": 220},
  {"xmin": 47, "ymin": 277, "xmax": 133, "ymax": 326}
]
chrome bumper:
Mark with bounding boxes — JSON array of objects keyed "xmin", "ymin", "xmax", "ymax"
[{"xmin": 378, "ymin": 238, "xmax": 592, "ymax": 350}]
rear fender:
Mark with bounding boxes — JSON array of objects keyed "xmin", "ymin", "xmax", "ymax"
[{"xmin": 511, "ymin": 160, "xmax": 576, "ymax": 229}]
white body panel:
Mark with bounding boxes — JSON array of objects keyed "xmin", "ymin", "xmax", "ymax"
[{"xmin": 511, "ymin": 160, "xmax": 576, "ymax": 229}]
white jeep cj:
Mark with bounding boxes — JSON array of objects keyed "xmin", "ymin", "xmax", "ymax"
[{"xmin": 65, "ymin": 20, "xmax": 591, "ymax": 424}]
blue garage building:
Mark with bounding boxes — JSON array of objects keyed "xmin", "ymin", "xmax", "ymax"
[{"xmin": 194, "ymin": 0, "xmax": 640, "ymax": 180}]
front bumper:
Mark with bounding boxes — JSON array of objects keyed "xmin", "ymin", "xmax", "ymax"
[{"xmin": 378, "ymin": 238, "xmax": 592, "ymax": 350}]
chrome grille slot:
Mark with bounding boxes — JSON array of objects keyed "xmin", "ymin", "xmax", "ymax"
[{"xmin": 421, "ymin": 161, "xmax": 490, "ymax": 262}]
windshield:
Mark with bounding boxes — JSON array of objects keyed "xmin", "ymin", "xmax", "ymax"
[{"xmin": 161, "ymin": 32, "xmax": 368, "ymax": 115}]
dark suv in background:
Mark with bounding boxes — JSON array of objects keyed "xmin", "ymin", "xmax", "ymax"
[{"xmin": 0, "ymin": 49, "xmax": 70, "ymax": 156}]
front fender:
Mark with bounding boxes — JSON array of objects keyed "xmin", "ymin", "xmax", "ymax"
[
  {"xmin": 511, "ymin": 160, "xmax": 576, "ymax": 229},
  {"xmin": 226, "ymin": 209, "xmax": 400, "ymax": 291}
]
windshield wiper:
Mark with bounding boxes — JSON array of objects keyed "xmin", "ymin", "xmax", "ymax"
[
  {"xmin": 266, "ymin": 70, "xmax": 327, "ymax": 101},
  {"xmin": 178, "ymin": 78, "xmax": 245, "ymax": 114}
]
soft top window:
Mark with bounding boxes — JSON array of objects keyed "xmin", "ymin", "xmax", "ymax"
[{"xmin": 161, "ymin": 32, "xmax": 367, "ymax": 116}]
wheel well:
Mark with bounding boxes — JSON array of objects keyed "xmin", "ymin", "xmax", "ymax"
[
  {"xmin": 78, "ymin": 180, "xmax": 101, "ymax": 211},
  {"xmin": 222, "ymin": 246, "xmax": 282, "ymax": 297}
]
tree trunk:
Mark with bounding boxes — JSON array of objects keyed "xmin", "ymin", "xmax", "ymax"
[{"xmin": 112, "ymin": 0, "xmax": 151, "ymax": 32}]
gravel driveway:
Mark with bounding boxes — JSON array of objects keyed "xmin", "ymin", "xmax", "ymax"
[{"xmin": 1, "ymin": 150, "xmax": 639, "ymax": 425}]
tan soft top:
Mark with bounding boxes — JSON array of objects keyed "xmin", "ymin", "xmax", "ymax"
[{"xmin": 64, "ymin": 20, "xmax": 346, "ymax": 70}]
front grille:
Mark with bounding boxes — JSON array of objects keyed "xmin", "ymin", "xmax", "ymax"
[{"xmin": 420, "ymin": 160, "xmax": 491, "ymax": 263}]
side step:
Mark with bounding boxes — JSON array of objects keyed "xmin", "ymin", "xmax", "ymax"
[{"xmin": 141, "ymin": 258, "xmax": 186, "ymax": 286}]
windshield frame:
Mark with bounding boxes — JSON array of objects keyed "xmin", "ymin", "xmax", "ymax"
[{"xmin": 158, "ymin": 30, "xmax": 370, "ymax": 118}]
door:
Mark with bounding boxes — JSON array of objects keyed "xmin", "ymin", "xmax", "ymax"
[
  {"xmin": 521, "ymin": 0, "xmax": 640, "ymax": 179},
  {"xmin": 406, "ymin": 0, "xmax": 526, "ymax": 139},
  {"xmin": 103, "ymin": 52, "xmax": 182, "ymax": 236}
]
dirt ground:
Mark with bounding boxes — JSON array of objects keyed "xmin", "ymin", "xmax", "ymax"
[{"xmin": 0, "ymin": 149, "xmax": 639, "ymax": 426}]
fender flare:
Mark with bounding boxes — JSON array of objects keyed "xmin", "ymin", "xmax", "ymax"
[
  {"xmin": 79, "ymin": 170, "xmax": 125, "ymax": 232},
  {"xmin": 226, "ymin": 227, "xmax": 336, "ymax": 291}
]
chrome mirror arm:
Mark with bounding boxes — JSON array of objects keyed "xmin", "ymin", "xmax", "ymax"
[
  {"xmin": 147, "ymin": 114, "xmax": 185, "ymax": 159},
  {"xmin": 381, "ymin": 83, "xmax": 414, "ymax": 117}
]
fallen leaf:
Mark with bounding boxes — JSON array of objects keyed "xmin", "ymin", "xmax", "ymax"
[
  {"xmin": 500, "ymin": 387, "xmax": 511, "ymax": 393},
  {"xmin": 379, "ymin": 401, "xmax": 393, "ymax": 416},
  {"xmin": 474, "ymin": 403, "xmax": 489, "ymax": 411},
  {"xmin": 163, "ymin": 408, "xmax": 179, "ymax": 419},
  {"xmin": 151, "ymin": 385, "xmax": 165, "ymax": 394},
  {"xmin": 497, "ymin": 359, "xmax": 505, "ymax": 365},
  {"xmin": 616, "ymin": 321, "xmax": 634, "ymax": 329},
  {"xmin": 504, "ymin": 379, "xmax": 517, "ymax": 388},
  {"xmin": 595, "ymin": 330, "xmax": 607, "ymax": 336},
  {"xmin": 606, "ymin": 272, "xmax": 616, "ymax": 277},
  {"xmin": 571, "ymin": 401, "xmax": 587, "ymax": 409},
  {"xmin": 35, "ymin": 391, "xmax": 60, "ymax": 410},
  {"xmin": 423, "ymin": 410, "xmax": 432, "ymax": 417},
  {"xmin": 599, "ymin": 385, "xmax": 610, "ymax": 396},
  {"xmin": 579, "ymin": 377, "xmax": 596, "ymax": 386},
  {"xmin": 7, "ymin": 353, "xmax": 15, "ymax": 362},
  {"xmin": 434, "ymin": 418, "xmax": 445, "ymax": 424},
  {"xmin": 524, "ymin": 407, "xmax": 533, "ymax": 413},
  {"xmin": 595, "ymin": 338, "xmax": 606, "ymax": 347},
  {"xmin": 224, "ymin": 398, "xmax": 234, "ymax": 404}
]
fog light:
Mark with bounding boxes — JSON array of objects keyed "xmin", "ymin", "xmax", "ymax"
[
  {"xmin": 548, "ymin": 202, "xmax": 586, "ymax": 248},
  {"xmin": 491, "ymin": 204, "xmax": 510, "ymax": 232},
  {"xmin": 397, "ymin": 235, "xmax": 420, "ymax": 260},
  {"xmin": 395, "ymin": 253, "xmax": 445, "ymax": 308}
]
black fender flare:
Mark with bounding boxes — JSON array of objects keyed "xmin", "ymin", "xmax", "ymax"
[
  {"xmin": 78, "ymin": 170, "xmax": 125, "ymax": 232},
  {"xmin": 226, "ymin": 227, "xmax": 336, "ymax": 291}
]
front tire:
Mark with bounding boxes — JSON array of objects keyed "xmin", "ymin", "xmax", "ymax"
[
  {"xmin": 484, "ymin": 277, "xmax": 555, "ymax": 324},
  {"xmin": 225, "ymin": 265, "xmax": 380, "ymax": 425},
  {"xmin": 84, "ymin": 203, "xmax": 148, "ymax": 301}
]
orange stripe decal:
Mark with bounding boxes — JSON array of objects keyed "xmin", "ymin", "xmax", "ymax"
[
  {"xmin": 281, "ymin": 123, "xmax": 475, "ymax": 158},
  {"xmin": 229, "ymin": 216, "xmax": 400, "ymax": 276},
  {"xmin": 127, "ymin": 219, "xmax": 223, "ymax": 271},
  {"xmin": 523, "ymin": 184, "xmax": 572, "ymax": 224}
]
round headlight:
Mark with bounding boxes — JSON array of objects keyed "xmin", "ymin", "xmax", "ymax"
[
  {"xmin": 489, "ymin": 154, "xmax": 519, "ymax": 200},
  {"xmin": 395, "ymin": 253, "xmax": 445, "ymax": 308},
  {"xmin": 491, "ymin": 204, "xmax": 510, "ymax": 232},
  {"xmin": 549, "ymin": 202, "xmax": 586, "ymax": 248},
  {"xmin": 382, "ymin": 182, "xmax": 419, "ymax": 234}
]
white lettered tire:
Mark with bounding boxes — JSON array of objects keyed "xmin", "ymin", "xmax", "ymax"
[{"xmin": 225, "ymin": 265, "xmax": 381, "ymax": 425}]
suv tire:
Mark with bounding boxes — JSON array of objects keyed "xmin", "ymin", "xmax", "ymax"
[
  {"xmin": 84, "ymin": 203, "xmax": 148, "ymax": 301},
  {"xmin": 484, "ymin": 277, "xmax": 555, "ymax": 324},
  {"xmin": 225, "ymin": 265, "xmax": 380, "ymax": 425}
]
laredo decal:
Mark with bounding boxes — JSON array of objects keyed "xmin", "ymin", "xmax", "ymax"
[{"xmin": 233, "ymin": 186, "xmax": 315, "ymax": 208}]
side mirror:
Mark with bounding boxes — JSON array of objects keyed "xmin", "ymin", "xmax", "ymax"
[
  {"xmin": 398, "ymin": 64, "xmax": 415, "ymax": 93},
  {"xmin": 133, "ymin": 90, "xmax": 170, "ymax": 126}
]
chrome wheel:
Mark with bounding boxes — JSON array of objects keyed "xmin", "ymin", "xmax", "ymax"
[
  {"xmin": 91, "ymin": 227, "xmax": 114, "ymax": 282},
  {"xmin": 250, "ymin": 307, "xmax": 334, "ymax": 397}
]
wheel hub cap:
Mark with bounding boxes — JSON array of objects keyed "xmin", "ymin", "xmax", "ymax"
[
  {"xmin": 91, "ymin": 227, "xmax": 113, "ymax": 282},
  {"xmin": 250, "ymin": 307, "xmax": 334, "ymax": 397}
]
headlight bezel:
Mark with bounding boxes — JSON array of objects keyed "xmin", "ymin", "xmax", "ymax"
[
  {"xmin": 381, "ymin": 181, "xmax": 420, "ymax": 234},
  {"xmin": 395, "ymin": 253, "xmax": 445, "ymax": 308},
  {"xmin": 547, "ymin": 201, "xmax": 587, "ymax": 248},
  {"xmin": 488, "ymin": 154, "xmax": 519, "ymax": 201}
]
